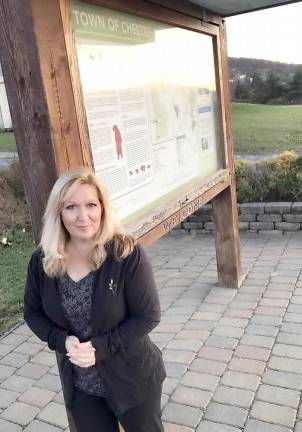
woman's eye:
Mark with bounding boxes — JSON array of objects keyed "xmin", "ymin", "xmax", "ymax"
[
  {"xmin": 66, "ymin": 205, "xmax": 75, "ymax": 210},
  {"xmin": 88, "ymin": 203, "xmax": 97, "ymax": 208}
]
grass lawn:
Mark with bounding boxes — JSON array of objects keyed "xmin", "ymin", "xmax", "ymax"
[
  {"xmin": 232, "ymin": 103, "xmax": 302, "ymax": 154},
  {"xmin": 0, "ymin": 131, "xmax": 16, "ymax": 152},
  {"xmin": 0, "ymin": 229, "xmax": 34, "ymax": 334}
]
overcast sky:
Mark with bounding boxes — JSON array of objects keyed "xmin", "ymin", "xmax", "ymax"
[{"xmin": 226, "ymin": 2, "xmax": 302, "ymax": 64}]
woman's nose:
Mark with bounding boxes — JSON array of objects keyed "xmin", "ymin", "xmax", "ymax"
[{"xmin": 77, "ymin": 207, "xmax": 88, "ymax": 220}]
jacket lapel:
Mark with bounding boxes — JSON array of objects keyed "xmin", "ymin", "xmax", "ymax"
[
  {"xmin": 42, "ymin": 276, "xmax": 69, "ymax": 329},
  {"xmin": 91, "ymin": 266, "xmax": 108, "ymax": 333},
  {"xmin": 91, "ymin": 256, "xmax": 121, "ymax": 334}
]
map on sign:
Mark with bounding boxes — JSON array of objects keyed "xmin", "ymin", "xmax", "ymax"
[
  {"xmin": 71, "ymin": 0, "xmax": 222, "ymax": 224},
  {"xmin": 150, "ymin": 84, "xmax": 215, "ymax": 154}
]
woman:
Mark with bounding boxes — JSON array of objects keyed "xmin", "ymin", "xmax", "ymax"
[{"xmin": 24, "ymin": 167, "xmax": 166, "ymax": 432}]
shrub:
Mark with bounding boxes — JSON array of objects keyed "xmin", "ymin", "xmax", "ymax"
[
  {"xmin": 0, "ymin": 162, "xmax": 30, "ymax": 230},
  {"xmin": 235, "ymin": 150, "xmax": 302, "ymax": 202},
  {"xmin": 0, "ymin": 160, "xmax": 25, "ymax": 199}
]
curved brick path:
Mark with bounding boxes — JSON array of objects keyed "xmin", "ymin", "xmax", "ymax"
[{"xmin": 1, "ymin": 231, "xmax": 302, "ymax": 432}]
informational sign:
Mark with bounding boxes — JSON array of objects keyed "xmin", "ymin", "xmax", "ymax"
[{"xmin": 71, "ymin": 0, "xmax": 222, "ymax": 224}]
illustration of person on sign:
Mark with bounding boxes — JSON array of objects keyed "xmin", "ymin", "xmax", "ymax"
[{"xmin": 113, "ymin": 125, "xmax": 123, "ymax": 160}]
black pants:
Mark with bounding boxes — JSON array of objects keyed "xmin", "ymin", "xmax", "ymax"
[{"xmin": 70, "ymin": 387, "xmax": 164, "ymax": 432}]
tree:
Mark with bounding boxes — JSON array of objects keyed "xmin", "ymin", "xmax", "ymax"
[
  {"xmin": 249, "ymin": 72, "xmax": 265, "ymax": 103},
  {"xmin": 261, "ymin": 72, "xmax": 285, "ymax": 104},
  {"xmin": 233, "ymin": 79, "xmax": 250, "ymax": 102},
  {"xmin": 287, "ymin": 67, "xmax": 302, "ymax": 104}
]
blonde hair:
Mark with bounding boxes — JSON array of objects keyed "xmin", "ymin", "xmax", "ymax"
[{"xmin": 40, "ymin": 166, "xmax": 136, "ymax": 277}]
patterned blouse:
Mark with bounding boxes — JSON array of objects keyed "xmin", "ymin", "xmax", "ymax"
[{"xmin": 59, "ymin": 271, "xmax": 106, "ymax": 397}]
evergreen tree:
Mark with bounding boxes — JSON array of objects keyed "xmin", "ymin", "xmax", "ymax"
[
  {"xmin": 233, "ymin": 79, "xmax": 250, "ymax": 102},
  {"xmin": 287, "ymin": 67, "xmax": 302, "ymax": 104},
  {"xmin": 249, "ymin": 72, "xmax": 265, "ymax": 103},
  {"xmin": 262, "ymin": 72, "xmax": 285, "ymax": 103}
]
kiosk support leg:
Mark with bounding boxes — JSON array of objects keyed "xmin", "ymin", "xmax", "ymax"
[{"xmin": 212, "ymin": 184, "xmax": 241, "ymax": 288}]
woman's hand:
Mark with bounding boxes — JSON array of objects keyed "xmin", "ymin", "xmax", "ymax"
[
  {"xmin": 66, "ymin": 338, "xmax": 96, "ymax": 368},
  {"xmin": 65, "ymin": 335, "xmax": 80, "ymax": 352}
]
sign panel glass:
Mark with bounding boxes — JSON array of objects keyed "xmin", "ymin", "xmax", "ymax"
[{"xmin": 71, "ymin": 0, "xmax": 223, "ymax": 224}]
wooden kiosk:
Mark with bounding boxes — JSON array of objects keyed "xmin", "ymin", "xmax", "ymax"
[{"xmin": 1, "ymin": 0, "xmax": 279, "ymax": 293}]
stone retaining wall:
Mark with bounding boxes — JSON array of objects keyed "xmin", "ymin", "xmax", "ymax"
[{"xmin": 179, "ymin": 202, "xmax": 302, "ymax": 234}]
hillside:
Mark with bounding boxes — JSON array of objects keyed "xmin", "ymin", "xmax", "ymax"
[{"xmin": 228, "ymin": 57, "xmax": 301, "ymax": 81}]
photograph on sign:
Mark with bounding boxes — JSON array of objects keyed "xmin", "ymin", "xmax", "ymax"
[{"xmin": 71, "ymin": 0, "xmax": 222, "ymax": 226}]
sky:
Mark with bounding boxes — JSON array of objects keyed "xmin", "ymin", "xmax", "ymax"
[{"xmin": 226, "ymin": 2, "xmax": 302, "ymax": 64}]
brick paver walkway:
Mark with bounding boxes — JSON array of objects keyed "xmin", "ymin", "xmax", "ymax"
[{"xmin": 1, "ymin": 231, "xmax": 302, "ymax": 431}]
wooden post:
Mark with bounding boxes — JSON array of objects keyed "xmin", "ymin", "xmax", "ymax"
[
  {"xmin": 212, "ymin": 20, "xmax": 241, "ymax": 288},
  {"xmin": 0, "ymin": 0, "xmax": 58, "ymax": 242},
  {"xmin": 212, "ymin": 185, "xmax": 241, "ymax": 287}
]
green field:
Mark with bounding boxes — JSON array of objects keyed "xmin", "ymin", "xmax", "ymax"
[
  {"xmin": 0, "ymin": 132, "xmax": 16, "ymax": 152},
  {"xmin": 232, "ymin": 103, "xmax": 302, "ymax": 154}
]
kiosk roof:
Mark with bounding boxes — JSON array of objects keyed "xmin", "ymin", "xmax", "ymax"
[{"xmin": 182, "ymin": 0, "xmax": 301, "ymax": 16}]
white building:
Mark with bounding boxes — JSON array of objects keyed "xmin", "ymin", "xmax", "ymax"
[{"xmin": 0, "ymin": 63, "xmax": 12, "ymax": 130}]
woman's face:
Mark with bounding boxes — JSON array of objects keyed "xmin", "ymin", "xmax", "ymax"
[{"xmin": 61, "ymin": 183, "xmax": 102, "ymax": 243}]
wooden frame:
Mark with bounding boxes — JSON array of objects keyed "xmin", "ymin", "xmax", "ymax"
[
  {"xmin": 0, "ymin": 0, "xmax": 241, "ymax": 288},
  {"xmin": 62, "ymin": 0, "xmax": 232, "ymax": 240}
]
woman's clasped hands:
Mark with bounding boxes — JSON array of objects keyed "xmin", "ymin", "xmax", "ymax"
[{"xmin": 65, "ymin": 335, "xmax": 96, "ymax": 368}]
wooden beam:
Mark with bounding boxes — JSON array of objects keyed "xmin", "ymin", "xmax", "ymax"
[
  {"xmin": 30, "ymin": 0, "xmax": 90, "ymax": 173},
  {"xmin": 139, "ymin": 174, "xmax": 231, "ymax": 247},
  {"xmin": 219, "ymin": 20, "xmax": 237, "ymax": 167},
  {"xmin": 83, "ymin": 0, "xmax": 219, "ymax": 34},
  {"xmin": 212, "ymin": 31, "xmax": 228, "ymax": 168},
  {"xmin": 0, "ymin": 0, "xmax": 58, "ymax": 241},
  {"xmin": 59, "ymin": 0, "xmax": 93, "ymax": 167},
  {"xmin": 212, "ymin": 20, "xmax": 241, "ymax": 288},
  {"xmin": 132, "ymin": 169, "xmax": 230, "ymax": 241}
]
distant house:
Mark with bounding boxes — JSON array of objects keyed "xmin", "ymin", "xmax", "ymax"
[{"xmin": 0, "ymin": 63, "xmax": 12, "ymax": 130}]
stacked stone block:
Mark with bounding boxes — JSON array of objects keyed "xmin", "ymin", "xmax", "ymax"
[{"xmin": 180, "ymin": 202, "xmax": 302, "ymax": 234}]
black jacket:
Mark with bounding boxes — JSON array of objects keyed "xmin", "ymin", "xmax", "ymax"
[{"xmin": 24, "ymin": 243, "xmax": 166, "ymax": 415}]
